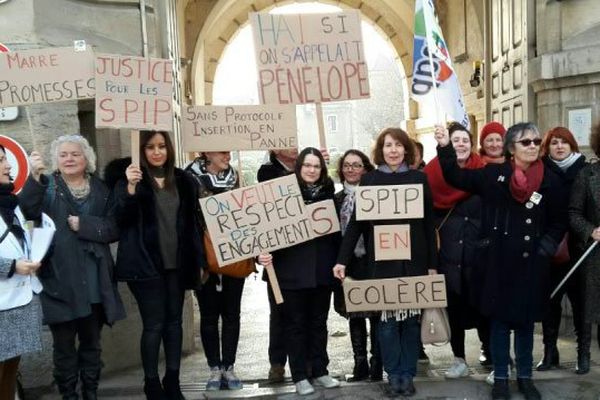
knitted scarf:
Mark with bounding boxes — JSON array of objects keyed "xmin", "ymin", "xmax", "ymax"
[
  {"xmin": 340, "ymin": 182, "xmax": 366, "ymax": 258},
  {"xmin": 188, "ymin": 157, "xmax": 237, "ymax": 194},
  {"xmin": 509, "ymin": 159, "xmax": 544, "ymax": 203}
]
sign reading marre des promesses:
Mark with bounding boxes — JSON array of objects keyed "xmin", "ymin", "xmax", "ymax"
[
  {"xmin": 0, "ymin": 47, "xmax": 95, "ymax": 107},
  {"xmin": 200, "ymin": 175, "xmax": 340, "ymax": 267},
  {"xmin": 182, "ymin": 105, "xmax": 297, "ymax": 152}
]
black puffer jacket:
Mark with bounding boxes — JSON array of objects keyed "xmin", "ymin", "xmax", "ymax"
[{"xmin": 106, "ymin": 158, "xmax": 205, "ymax": 289}]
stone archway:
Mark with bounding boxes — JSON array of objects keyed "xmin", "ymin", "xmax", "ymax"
[{"xmin": 184, "ymin": 0, "xmax": 415, "ymax": 106}]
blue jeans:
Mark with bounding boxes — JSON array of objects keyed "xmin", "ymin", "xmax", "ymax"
[
  {"xmin": 490, "ymin": 319, "xmax": 534, "ymax": 379},
  {"xmin": 378, "ymin": 315, "xmax": 419, "ymax": 381}
]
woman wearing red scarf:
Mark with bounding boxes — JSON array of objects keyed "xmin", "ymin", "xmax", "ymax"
[
  {"xmin": 434, "ymin": 122, "xmax": 567, "ymax": 400},
  {"xmin": 424, "ymin": 122, "xmax": 490, "ymax": 379}
]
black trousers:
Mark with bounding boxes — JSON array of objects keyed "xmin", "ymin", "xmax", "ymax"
[
  {"xmin": 49, "ymin": 304, "xmax": 105, "ymax": 382},
  {"xmin": 542, "ymin": 262, "xmax": 590, "ymax": 351},
  {"xmin": 280, "ymin": 286, "xmax": 332, "ymax": 383},
  {"xmin": 196, "ymin": 274, "xmax": 245, "ymax": 368},
  {"xmin": 447, "ymin": 290, "xmax": 490, "ymax": 359},
  {"xmin": 267, "ymin": 281, "xmax": 287, "ymax": 366},
  {"xmin": 128, "ymin": 271, "xmax": 185, "ymax": 379}
]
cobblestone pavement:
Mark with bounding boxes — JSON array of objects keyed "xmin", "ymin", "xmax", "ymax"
[{"xmin": 30, "ymin": 273, "xmax": 600, "ymax": 399}]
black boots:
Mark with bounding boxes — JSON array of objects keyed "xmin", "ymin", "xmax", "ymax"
[
  {"xmin": 349, "ymin": 317, "xmax": 382, "ymax": 381},
  {"xmin": 576, "ymin": 323, "xmax": 592, "ymax": 374},
  {"xmin": 55, "ymin": 374, "xmax": 79, "ymax": 400},
  {"xmin": 491, "ymin": 379, "xmax": 510, "ymax": 400},
  {"xmin": 80, "ymin": 369, "xmax": 101, "ymax": 400},
  {"xmin": 536, "ymin": 345, "xmax": 559, "ymax": 371},
  {"xmin": 517, "ymin": 378, "xmax": 541, "ymax": 400},
  {"xmin": 575, "ymin": 352, "xmax": 590, "ymax": 375},
  {"xmin": 348, "ymin": 357, "xmax": 369, "ymax": 382},
  {"xmin": 162, "ymin": 369, "xmax": 186, "ymax": 400},
  {"xmin": 143, "ymin": 377, "xmax": 167, "ymax": 400}
]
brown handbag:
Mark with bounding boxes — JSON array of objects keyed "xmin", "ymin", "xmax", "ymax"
[
  {"xmin": 551, "ymin": 233, "xmax": 570, "ymax": 265},
  {"xmin": 203, "ymin": 230, "xmax": 256, "ymax": 278}
]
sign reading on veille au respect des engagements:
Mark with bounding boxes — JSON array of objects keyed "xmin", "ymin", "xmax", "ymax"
[
  {"xmin": 199, "ymin": 175, "xmax": 340, "ymax": 267},
  {"xmin": 182, "ymin": 104, "xmax": 297, "ymax": 152},
  {"xmin": 95, "ymin": 54, "xmax": 173, "ymax": 131},
  {"xmin": 250, "ymin": 10, "xmax": 370, "ymax": 104},
  {"xmin": 0, "ymin": 47, "xmax": 95, "ymax": 107}
]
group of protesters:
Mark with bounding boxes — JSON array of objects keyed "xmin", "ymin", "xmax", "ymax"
[{"xmin": 1, "ymin": 120, "xmax": 600, "ymax": 400}]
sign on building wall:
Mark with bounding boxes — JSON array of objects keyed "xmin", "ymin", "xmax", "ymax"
[
  {"xmin": 0, "ymin": 47, "xmax": 95, "ymax": 107},
  {"xmin": 342, "ymin": 274, "xmax": 447, "ymax": 312},
  {"xmin": 95, "ymin": 54, "xmax": 174, "ymax": 131},
  {"xmin": 199, "ymin": 175, "xmax": 340, "ymax": 266},
  {"xmin": 568, "ymin": 108, "xmax": 592, "ymax": 147},
  {"xmin": 250, "ymin": 10, "xmax": 370, "ymax": 104},
  {"xmin": 182, "ymin": 104, "xmax": 297, "ymax": 151}
]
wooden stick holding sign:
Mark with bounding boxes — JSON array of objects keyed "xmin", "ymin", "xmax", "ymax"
[
  {"xmin": 315, "ymin": 102, "xmax": 327, "ymax": 149},
  {"xmin": 131, "ymin": 130, "xmax": 140, "ymax": 167},
  {"xmin": 264, "ymin": 263, "xmax": 284, "ymax": 304}
]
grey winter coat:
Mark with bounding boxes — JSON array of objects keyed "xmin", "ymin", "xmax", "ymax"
[{"xmin": 19, "ymin": 174, "xmax": 125, "ymax": 325}]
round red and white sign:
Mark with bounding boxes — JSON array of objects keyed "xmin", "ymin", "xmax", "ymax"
[{"xmin": 0, "ymin": 135, "xmax": 29, "ymax": 193}]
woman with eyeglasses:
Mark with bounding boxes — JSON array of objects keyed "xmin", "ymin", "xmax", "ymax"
[
  {"xmin": 333, "ymin": 128, "xmax": 438, "ymax": 397},
  {"xmin": 434, "ymin": 122, "xmax": 567, "ymax": 400},
  {"xmin": 537, "ymin": 128, "xmax": 588, "ymax": 374},
  {"xmin": 332, "ymin": 150, "xmax": 380, "ymax": 382},
  {"xmin": 424, "ymin": 122, "xmax": 490, "ymax": 379},
  {"xmin": 257, "ymin": 148, "xmax": 341, "ymax": 396}
]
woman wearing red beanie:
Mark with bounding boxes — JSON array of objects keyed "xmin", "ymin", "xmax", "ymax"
[{"xmin": 479, "ymin": 122, "xmax": 506, "ymax": 164}]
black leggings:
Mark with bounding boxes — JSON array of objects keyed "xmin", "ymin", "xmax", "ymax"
[{"xmin": 128, "ymin": 272, "xmax": 185, "ymax": 378}]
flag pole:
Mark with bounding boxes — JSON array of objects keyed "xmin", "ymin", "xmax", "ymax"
[{"xmin": 424, "ymin": 10, "xmax": 442, "ymax": 125}]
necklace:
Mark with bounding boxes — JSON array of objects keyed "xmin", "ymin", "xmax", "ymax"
[{"xmin": 66, "ymin": 177, "xmax": 91, "ymax": 199}]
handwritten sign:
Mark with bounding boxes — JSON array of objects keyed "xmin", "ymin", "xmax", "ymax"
[
  {"xmin": 342, "ymin": 275, "xmax": 447, "ymax": 312},
  {"xmin": 182, "ymin": 104, "xmax": 297, "ymax": 151},
  {"xmin": 200, "ymin": 175, "xmax": 340, "ymax": 266},
  {"xmin": 250, "ymin": 11, "xmax": 369, "ymax": 104},
  {"xmin": 356, "ymin": 184, "xmax": 424, "ymax": 221},
  {"xmin": 374, "ymin": 224, "xmax": 411, "ymax": 261},
  {"xmin": 0, "ymin": 47, "xmax": 95, "ymax": 107},
  {"xmin": 95, "ymin": 54, "xmax": 173, "ymax": 131},
  {"xmin": 306, "ymin": 199, "xmax": 340, "ymax": 239}
]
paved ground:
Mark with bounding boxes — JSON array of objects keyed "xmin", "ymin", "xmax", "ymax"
[{"xmin": 28, "ymin": 273, "xmax": 600, "ymax": 399}]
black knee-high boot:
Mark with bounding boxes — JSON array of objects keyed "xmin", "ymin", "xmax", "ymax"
[
  {"xmin": 348, "ymin": 318, "xmax": 369, "ymax": 381},
  {"xmin": 368, "ymin": 317, "xmax": 382, "ymax": 381}
]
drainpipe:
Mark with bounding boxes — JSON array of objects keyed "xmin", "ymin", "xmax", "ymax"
[{"xmin": 140, "ymin": 0, "xmax": 149, "ymax": 57}]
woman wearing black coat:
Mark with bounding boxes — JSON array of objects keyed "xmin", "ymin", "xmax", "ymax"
[
  {"xmin": 434, "ymin": 122, "xmax": 568, "ymax": 400},
  {"xmin": 21, "ymin": 135, "xmax": 125, "ymax": 400},
  {"xmin": 258, "ymin": 147, "xmax": 341, "ymax": 396},
  {"xmin": 111, "ymin": 130, "xmax": 204, "ymax": 400},
  {"xmin": 334, "ymin": 128, "xmax": 438, "ymax": 398},
  {"xmin": 537, "ymin": 127, "xmax": 587, "ymax": 373}
]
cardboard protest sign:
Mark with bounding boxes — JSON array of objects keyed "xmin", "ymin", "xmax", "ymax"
[
  {"xmin": 0, "ymin": 47, "xmax": 95, "ymax": 107},
  {"xmin": 95, "ymin": 54, "xmax": 173, "ymax": 131},
  {"xmin": 356, "ymin": 184, "xmax": 424, "ymax": 221},
  {"xmin": 200, "ymin": 174, "xmax": 308, "ymax": 266},
  {"xmin": 343, "ymin": 274, "xmax": 447, "ymax": 312},
  {"xmin": 306, "ymin": 199, "xmax": 340, "ymax": 238},
  {"xmin": 373, "ymin": 224, "xmax": 411, "ymax": 261},
  {"xmin": 182, "ymin": 105, "xmax": 297, "ymax": 151},
  {"xmin": 250, "ymin": 11, "xmax": 369, "ymax": 104}
]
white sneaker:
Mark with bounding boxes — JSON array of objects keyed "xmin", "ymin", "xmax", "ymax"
[
  {"xmin": 206, "ymin": 366, "xmax": 222, "ymax": 391},
  {"xmin": 486, "ymin": 369, "xmax": 511, "ymax": 386},
  {"xmin": 295, "ymin": 379, "xmax": 315, "ymax": 395},
  {"xmin": 313, "ymin": 374, "xmax": 341, "ymax": 388},
  {"xmin": 444, "ymin": 358, "xmax": 469, "ymax": 379}
]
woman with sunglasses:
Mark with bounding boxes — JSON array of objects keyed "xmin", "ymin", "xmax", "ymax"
[
  {"xmin": 434, "ymin": 122, "xmax": 567, "ymax": 400},
  {"xmin": 333, "ymin": 150, "xmax": 380, "ymax": 382},
  {"xmin": 537, "ymin": 128, "xmax": 587, "ymax": 374},
  {"xmin": 258, "ymin": 148, "xmax": 341, "ymax": 396}
]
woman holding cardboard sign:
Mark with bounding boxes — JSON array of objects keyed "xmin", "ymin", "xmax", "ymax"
[
  {"xmin": 333, "ymin": 128, "xmax": 438, "ymax": 398},
  {"xmin": 434, "ymin": 123, "xmax": 567, "ymax": 400},
  {"xmin": 110, "ymin": 130, "xmax": 203, "ymax": 400},
  {"xmin": 186, "ymin": 151, "xmax": 253, "ymax": 391},
  {"xmin": 257, "ymin": 147, "xmax": 341, "ymax": 396},
  {"xmin": 423, "ymin": 122, "xmax": 491, "ymax": 379}
]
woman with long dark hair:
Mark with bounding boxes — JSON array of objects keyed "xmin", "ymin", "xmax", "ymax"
[
  {"xmin": 110, "ymin": 130, "xmax": 203, "ymax": 400},
  {"xmin": 258, "ymin": 147, "xmax": 341, "ymax": 396},
  {"xmin": 0, "ymin": 144, "xmax": 43, "ymax": 399},
  {"xmin": 333, "ymin": 128, "xmax": 438, "ymax": 397}
]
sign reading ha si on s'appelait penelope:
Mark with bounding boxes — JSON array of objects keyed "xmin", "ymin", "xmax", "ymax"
[
  {"xmin": 182, "ymin": 104, "xmax": 297, "ymax": 152},
  {"xmin": 0, "ymin": 47, "xmax": 95, "ymax": 107},
  {"xmin": 343, "ymin": 274, "xmax": 447, "ymax": 312},
  {"xmin": 250, "ymin": 10, "xmax": 370, "ymax": 104},
  {"xmin": 95, "ymin": 54, "xmax": 173, "ymax": 131},
  {"xmin": 355, "ymin": 184, "xmax": 424, "ymax": 221},
  {"xmin": 200, "ymin": 175, "xmax": 340, "ymax": 267}
]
